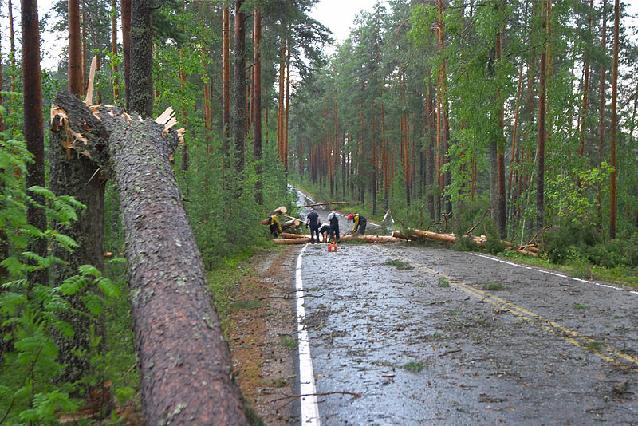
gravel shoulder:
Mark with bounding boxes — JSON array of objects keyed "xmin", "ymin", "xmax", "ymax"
[{"xmin": 226, "ymin": 246, "xmax": 302, "ymax": 425}]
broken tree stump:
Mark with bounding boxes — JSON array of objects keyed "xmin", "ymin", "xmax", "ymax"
[{"xmin": 50, "ymin": 92, "xmax": 247, "ymax": 425}]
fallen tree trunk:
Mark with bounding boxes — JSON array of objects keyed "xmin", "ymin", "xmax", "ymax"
[
  {"xmin": 273, "ymin": 237, "xmax": 311, "ymax": 245},
  {"xmin": 392, "ymin": 229, "xmax": 537, "ymax": 256},
  {"xmin": 51, "ymin": 92, "xmax": 247, "ymax": 425},
  {"xmin": 274, "ymin": 235, "xmax": 401, "ymax": 245},
  {"xmin": 281, "ymin": 232, "xmax": 309, "ymax": 239}
]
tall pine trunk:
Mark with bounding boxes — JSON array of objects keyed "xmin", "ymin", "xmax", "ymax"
[
  {"xmin": 609, "ymin": 0, "xmax": 619, "ymax": 238},
  {"xmin": 68, "ymin": 0, "xmax": 83, "ymax": 95},
  {"xmin": 597, "ymin": 0, "xmax": 608, "ymax": 227},
  {"xmin": 21, "ymin": 0, "xmax": 47, "ymax": 284},
  {"xmin": 284, "ymin": 42, "xmax": 290, "ymax": 172},
  {"xmin": 222, "ymin": 6, "xmax": 231, "ymax": 155},
  {"xmin": 129, "ymin": 0, "xmax": 153, "ymax": 117},
  {"xmin": 578, "ymin": 0, "xmax": 594, "ymax": 157},
  {"xmin": 495, "ymin": 19, "xmax": 506, "ymax": 238},
  {"xmin": 233, "ymin": 0, "xmax": 246, "ymax": 173},
  {"xmin": 8, "ymin": 0, "xmax": 16, "ymax": 92},
  {"xmin": 111, "ymin": 0, "xmax": 119, "ymax": 101},
  {"xmin": 253, "ymin": 8, "xmax": 263, "ymax": 204},
  {"xmin": 536, "ymin": 0, "xmax": 550, "ymax": 230},
  {"xmin": 277, "ymin": 42, "xmax": 286, "ymax": 166},
  {"xmin": 120, "ymin": 0, "xmax": 131, "ymax": 108}
]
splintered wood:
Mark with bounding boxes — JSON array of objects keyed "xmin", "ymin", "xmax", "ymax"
[{"xmin": 84, "ymin": 57, "xmax": 97, "ymax": 106}]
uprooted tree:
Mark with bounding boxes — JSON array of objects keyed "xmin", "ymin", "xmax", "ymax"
[{"xmin": 49, "ymin": 91, "xmax": 247, "ymax": 424}]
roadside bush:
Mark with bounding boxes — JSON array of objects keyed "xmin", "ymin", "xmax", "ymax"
[
  {"xmin": 542, "ymin": 221, "xmax": 638, "ymax": 268},
  {"xmin": 542, "ymin": 222, "xmax": 600, "ymax": 264},
  {"xmin": 584, "ymin": 236, "xmax": 638, "ymax": 268},
  {"xmin": 453, "ymin": 235, "xmax": 479, "ymax": 251},
  {"xmin": 484, "ymin": 234, "xmax": 506, "ymax": 255}
]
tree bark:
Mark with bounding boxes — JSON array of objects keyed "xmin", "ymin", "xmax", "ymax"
[
  {"xmin": 609, "ymin": 0, "xmax": 619, "ymax": 238},
  {"xmin": 253, "ymin": 7, "xmax": 263, "ymax": 204},
  {"xmin": 495, "ymin": 20, "xmax": 506, "ymax": 238},
  {"xmin": 51, "ymin": 93, "xmax": 248, "ymax": 425},
  {"xmin": 284, "ymin": 40, "xmax": 290, "ymax": 172},
  {"xmin": 277, "ymin": 42, "xmax": 286, "ymax": 166},
  {"xmin": 222, "ymin": 6, "xmax": 231, "ymax": 146},
  {"xmin": 233, "ymin": 0, "xmax": 246, "ymax": 173},
  {"xmin": 597, "ymin": 0, "xmax": 608, "ymax": 226},
  {"xmin": 69, "ymin": 0, "xmax": 83, "ymax": 95},
  {"xmin": 111, "ymin": 0, "xmax": 119, "ymax": 101},
  {"xmin": 50, "ymin": 93, "xmax": 106, "ymax": 383},
  {"xmin": 130, "ymin": 0, "xmax": 153, "ymax": 116},
  {"xmin": 22, "ymin": 0, "xmax": 48, "ymax": 285},
  {"xmin": 578, "ymin": 0, "xmax": 594, "ymax": 158},
  {"xmin": 8, "ymin": 0, "xmax": 16, "ymax": 94},
  {"xmin": 536, "ymin": 0, "xmax": 550, "ymax": 230},
  {"xmin": 121, "ymin": 0, "xmax": 131, "ymax": 109}
]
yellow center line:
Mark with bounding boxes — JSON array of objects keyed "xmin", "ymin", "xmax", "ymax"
[{"xmin": 410, "ymin": 262, "xmax": 638, "ymax": 369}]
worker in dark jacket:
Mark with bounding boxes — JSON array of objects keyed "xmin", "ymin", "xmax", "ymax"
[
  {"xmin": 346, "ymin": 213, "xmax": 367, "ymax": 235},
  {"xmin": 328, "ymin": 211, "xmax": 340, "ymax": 242},
  {"xmin": 306, "ymin": 209, "xmax": 320, "ymax": 243}
]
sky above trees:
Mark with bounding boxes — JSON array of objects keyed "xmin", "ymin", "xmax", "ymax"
[{"xmin": 4, "ymin": 0, "xmax": 388, "ymax": 69}]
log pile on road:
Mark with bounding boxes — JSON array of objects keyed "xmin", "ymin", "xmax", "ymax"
[{"xmin": 272, "ymin": 234, "xmax": 402, "ymax": 244}]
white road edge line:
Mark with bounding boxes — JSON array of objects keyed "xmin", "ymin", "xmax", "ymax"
[
  {"xmin": 295, "ymin": 244, "xmax": 321, "ymax": 425},
  {"xmin": 473, "ymin": 253, "xmax": 636, "ymax": 296}
]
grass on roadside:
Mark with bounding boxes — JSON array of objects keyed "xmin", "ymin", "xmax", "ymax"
[
  {"xmin": 280, "ymin": 335, "xmax": 298, "ymax": 350},
  {"xmin": 501, "ymin": 251, "xmax": 638, "ymax": 288},
  {"xmin": 438, "ymin": 277, "xmax": 450, "ymax": 288},
  {"xmin": 207, "ymin": 247, "xmax": 274, "ymax": 337},
  {"xmin": 402, "ymin": 361, "xmax": 426, "ymax": 373},
  {"xmin": 482, "ymin": 282, "xmax": 506, "ymax": 291}
]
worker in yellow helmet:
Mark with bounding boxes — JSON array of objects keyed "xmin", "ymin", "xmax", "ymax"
[
  {"xmin": 269, "ymin": 212, "xmax": 283, "ymax": 238},
  {"xmin": 346, "ymin": 213, "xmax": 367, "ymax": 235}
]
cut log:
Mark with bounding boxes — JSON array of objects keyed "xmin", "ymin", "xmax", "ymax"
[
  {"xmin": 273, "ymin": 206, "xmax": 287, "ymax": 214},
  {"xmin": 413, "ymin": 229, "xmax": 456, "ymax": 243},
  {"xmin": 50, "ymin": 92, "xmax": 247, "ymax": 425},
  {"xmin": 281, "ymin": 232, "xmax": 309, "ymax": 239},
  {"xmin": 273, "ymin": 237, "xmax": 311, "ymax": 245},
  {"xmin": 282, "ymin": 218, "xmax": 301, "ymax": 230}
]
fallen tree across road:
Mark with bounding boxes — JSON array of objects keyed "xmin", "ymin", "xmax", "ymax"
[{"xmin": 392, "ymin": 229, "xmax": 538, "ymax": 256}]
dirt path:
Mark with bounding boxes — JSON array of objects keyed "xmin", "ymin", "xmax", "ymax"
[
  {"xmin": 226, "ymin": 246, "xmax": 302, "ymax": 424},
  {"xmin": 299, "ymin": 243, "xmax": 638, "ymax": 425}
]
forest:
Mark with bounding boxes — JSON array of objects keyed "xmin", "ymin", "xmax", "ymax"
[{"xmin": 0, "ymin": 0, "xmax": 636, "ymax": 423}]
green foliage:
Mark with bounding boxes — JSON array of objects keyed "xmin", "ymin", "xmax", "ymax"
[
  {"xmin": 383, "ymin": 258, "xmax": 414, "ymax": 270},
  {"xmin": 0, "ymin": 132, "xmax": 123, "ymax": 423},
  {"xmin": 453, "ymin": 236, "xmax": 479, "ymax": 252}
]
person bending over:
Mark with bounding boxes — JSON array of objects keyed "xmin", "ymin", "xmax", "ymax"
[
  {"xmin": 319, "ymin": 223, "xmax": 331, "ymax": 243},
  {"xmin": 347, "ymin": 213, "xmax": 367, "ymax": 235}
]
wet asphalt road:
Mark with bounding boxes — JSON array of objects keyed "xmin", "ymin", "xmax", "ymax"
[{"xmin": 293, "ymin": 193, "xmax": 638, "ymax": 425}]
